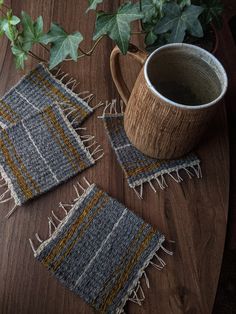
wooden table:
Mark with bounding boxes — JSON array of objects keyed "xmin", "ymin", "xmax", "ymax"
[{"xmin": 0, "ymin": 1, "xmax": 229, "ymax": 313}]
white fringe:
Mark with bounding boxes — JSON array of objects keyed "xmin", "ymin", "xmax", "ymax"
[
  {"xmin": 29, "ymin": 178, "xmax": 94, "ymax": 257},
  {"xmin": 35, "ymin": 233, "xmax": 43, "ymax": 243},
  {"xmin": 116, "ymin": 239, "xmax": 173, "ymax": 313},
  {"xmin": 49, "ymin": 64, "xmax": 102, "ymax": 112},
  {"xmin": 97, "ymin": 99, "xmax": 202, "ymax": 198},
  {"xmin": 1, "ymin": 102, "xmax": 103, "ymax": 219},
  {"xmin": 131, "ymin": 162, "xmax": 202, "ymax": 198},
  {"xmin": 0, "ymin": 164, "xmax": 20, "ymax": 218},
  {"xmin": 58, "ymin": 107, "xmax": 104, "ymax": 164},
  {"xmin": 98, "ymin": 99, "xmax": 125, "ymax": 119}
]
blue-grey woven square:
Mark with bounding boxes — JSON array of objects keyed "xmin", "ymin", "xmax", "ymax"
[
  {"xmin": 101, "ymin": 100, "xmax": 202, "ymax": 198},
  {"xmin": 0, "ymin": 63, "xmax": 94, "ymax": 129},
  {"xmin": 30, "ymin": 181, "xmax": 172, "ymax": 314},
  {"xmin": 0, "ymin": 105, "xmax": 103, "ymax": 217}
]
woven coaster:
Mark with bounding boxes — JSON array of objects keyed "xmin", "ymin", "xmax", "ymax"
[
  {"xmin": 30, "ymin": 179, "xmax": 172, "ymax": 314},
  {"xmin": 0, "ymin": 105, "xmax": 103, "ymax": 217},
  {"xmin": 100, "ymin": 100, "xmax": 202, "ymax": 198},
  {"xmin": 0, "ymin": 63, "xmax": 101, "ymax": 129}
]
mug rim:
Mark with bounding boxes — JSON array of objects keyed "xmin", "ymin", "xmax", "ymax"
[{"xmin": 144, "ymin": 43, "xmax": 228, "ymax": 109}]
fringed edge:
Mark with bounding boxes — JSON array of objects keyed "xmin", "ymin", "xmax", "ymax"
[
  {"xmin": 44, "ymin": 63, "xmax": 103, "ymax": 112},
  {"xmin": 116, "ymin": 238, "xmax": 173, "ymax": 314},
  {"xmin": 131, "ymin": 161, "xmax": 202, "ymax": 199},
  {"xmin": 0, "ymin": 63, "xmax": 104, "ymax": 130},
  {"xmin": 97, "ymin": 99, "xmax": 125, "ymax": 119},
  {"xmin": 29, "ymin": 177, "xmax": 95, "ymax": 257},
  {"xmin": 0, "ymin": 165, "xmax": 21, "ymax": 218},
  {"xmin": 1, "ymin": 103, "xmax": 103, "ymax": 219},
  {"xmin": 58, "ymin": 107, "xmax": 104, "ymax": 163}
]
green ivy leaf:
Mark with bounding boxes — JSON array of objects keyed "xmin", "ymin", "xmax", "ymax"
[
  {"xmin": 141, "ymin": 0, "xmax": 165, "ymax": 23},
  {"xmin": 178, "ymin": 0, "xmax": 191, "ymax": 9},
  {"xmin": 0, "ymin": 0, "xmax": 4, "ymax": 6},
  {"xmin": 41, "ymin": 23, "xmax": 83, "ymax": 69},
  {"xmin": 141, "ymin": 0, "xmax": 158, "ymax": 22},
  {"xmin": 155, "ymin": 3, "xmax": 204, "ymax": 43},
  {"xmin": 0, "ymin": 10, "xmax": 20, "ymax": 41},
  {"xmin": 11, "ymin": 45, "xmax": 28, "ymax": 69},
  {"xmin": 21, "ymin": 12, "xmax": 44, "ymax": 52},
  {"xmin": 201, "ymin": 0, "xmax": 223, "ymax": 28},
  {"xmin": 145, "ymin": 32, "xmax": 169, "ymax": 52},
  {"xmin": 145, "ymin": 29, "xmax": 158, "ymax": 45},
  {"xmin": 93, "ymin": 2, "xmax": 144, "ymax": 54},
  {"xmin": 86, "ymin": 0, "xmax": 103, "ymax": 12}
]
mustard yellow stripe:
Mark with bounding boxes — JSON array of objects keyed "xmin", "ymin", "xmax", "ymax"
[
  {"xmin": 41, "ymin": 112, "xmax": 79, "ymax": 172},
  {"xmin": 28, "ymin": 70, "xmax": 87, "ymax": 120},
  {"xmin": 2, "ymin": 130, "xmax": 41, "ymax": 194},
  {"xmin": 52, "ymin": 194, "xmax": 110, "ymax": 272},
  {"xmin": 0, "ymin": 99, "xmax": 20, "ymax": 120},
  {"xmin": 44, "ymin": 107, "xmax": 87, "ymax": 170},
  {"xmin": 0, "ymin": 137, "xmax": 33, "ymax": 200},
  {"xmin": 126, "ymin": 161, "xmax": 161, "ymax": 177},
  {"xmin": 0, "ymin": 100, "xmax": 18, "ymax": 124},
  {"xmin": 100, "ymin": 228, "xmax": 155, "ymax": 313},
  {"xmin": 43, "ymin": 190, "xmax": 104, "ymax": 267},
  {"xmin": 94, "ymin": 222, "xmax": 147, "ymax": 307}
]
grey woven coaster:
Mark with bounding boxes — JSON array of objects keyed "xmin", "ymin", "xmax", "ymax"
[
  {"xmin": 0, "ymin": 105, "xmax": 103, "ymax": 217},
  {"xmin": 30, "ymin": 180, "xmax": 173, "ymax": 314},
  {"xmin": 100, "ymin": 100, "xmax": 202, "ymax": 198},
  {"xmin": 0, "ymin": 63, "xmax": 101, "ymax": 129}
]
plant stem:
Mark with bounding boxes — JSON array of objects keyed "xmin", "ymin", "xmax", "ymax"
[
  {"xmin": 1, "ymin": 3, "xmax": 10, "ymax": 10},
  {"xmin": 0, "ymin": 8, "xmax": 6, "ymax": 16},
  {"xmin": 139, "ymin": 0, "xmax": 142, "ymax": 11},
  {"xmin": 84, "ymin": 35, "xmax": 104, "ymax": 55},
  {"xmin": 131, "ymin": 31, "xmax": 146, "ymax": 35},
  {"xmin": 39, "ymin": 42, "xmax": 50, "ymax": 52},
  {"xmin": 65, "ymin": 36, "xmax": 104, "ymax": 61},
  {"xmin": 28, "ymin": 50, "xmax": 47, "ymax": 63},
  {"xmin": 139, "ymin": 0, "xmax": 145, "ymax": 32}
]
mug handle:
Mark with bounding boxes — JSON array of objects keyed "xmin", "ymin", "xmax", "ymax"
[{"xmin": 110, "ymin": 43, "xmax": 148, "ymax": 105}]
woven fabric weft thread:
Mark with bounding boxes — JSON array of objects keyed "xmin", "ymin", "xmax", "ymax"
[
  {"xmin": 0, "ymin": 63, "xmax": 96, "ymax": 129},
  {"xmin": 30, "ymin": 180, "xmax": 172, "ymax": 314},
  {"xmin": 100, "ymin": 100, "xmax": 202, "ymax": 198},
  {"xmin": 0, "ymin": 105, "xmax": 103, "ymax": 217}
]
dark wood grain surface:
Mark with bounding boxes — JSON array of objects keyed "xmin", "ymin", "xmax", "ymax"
[{"xmin": 0, "ymin": 1, "xmax": 229, "ymax": 314}]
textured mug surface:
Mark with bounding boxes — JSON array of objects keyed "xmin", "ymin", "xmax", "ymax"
[{"xmin": 110, "ymin": 43, "xmax": 228, "ymax": 159}]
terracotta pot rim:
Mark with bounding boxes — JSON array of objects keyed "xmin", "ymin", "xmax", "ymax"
[{"xmin": 144, "ymin": 43, "xmax": 228, "ymax": 110}]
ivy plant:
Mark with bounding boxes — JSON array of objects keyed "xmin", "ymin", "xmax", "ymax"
[{"xmin": 0, "ymin": 0, "xmax": 224, "ymax": 70}]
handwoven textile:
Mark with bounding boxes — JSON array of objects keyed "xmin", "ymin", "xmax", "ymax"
[
  {"xmin": 0, "ymin": 63, "xmax": 93, "ymax": 129},
  {"xmin": 101, "ymin": 100, "xmax": 202, "ymax": 198},
  {"xmin": 30, "ymin": 180, "xmax": 171, "ymax": 314},
  {"xmin": 0, "ymin": 105, "xmax": 103, "ymax": 216}
]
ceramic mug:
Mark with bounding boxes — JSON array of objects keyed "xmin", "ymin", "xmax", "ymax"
[{"xmin": 110, "ymin": 43, "xmax": 228, "ymax": 159}]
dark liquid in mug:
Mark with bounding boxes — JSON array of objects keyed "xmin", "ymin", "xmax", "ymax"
[
  {"xmin": 147, "ymin": 52, "xmax": 222, "ymax": 106},
  {"xmin": 154, "ymin": 81, "xmax": 200, "ymax": 106}
]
